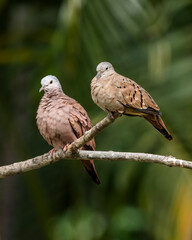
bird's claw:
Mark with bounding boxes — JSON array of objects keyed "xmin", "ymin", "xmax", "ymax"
[
  {"xmin": 108, "ymin": 112, "xmax": 121, "ymax": 119},
  {"xmin": 49, "ymin": 148, "xmax": 56, "ymax": 157},
  {"xmin": 63, "ymin": 143, "xmax": 70, "ymax": 152}
]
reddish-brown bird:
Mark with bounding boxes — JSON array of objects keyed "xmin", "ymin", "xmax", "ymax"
[
  {"xmin": 91, "ymin": 62, "xmax": 172, "ymax": 140},
  {"xmin": 37, "ymin": 75, "xmax": 100, "ymax": 184}
]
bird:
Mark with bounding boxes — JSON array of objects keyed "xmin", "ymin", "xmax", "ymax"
[
  {"xmin": 36, "ymin": 75, "xmax": 100, "ymax": 184},
  {"xmin": 91, "ymin": 62, "xmax": 173, "ymax": 140}
]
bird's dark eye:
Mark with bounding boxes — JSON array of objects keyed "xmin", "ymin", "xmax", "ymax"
[
  {"xmin": 106, "ymin": 67, "xmax": 108, "ymax": 70},
  {"xmin": 50, "ymin": 80, "xmax": 53, "ymax": 84}
]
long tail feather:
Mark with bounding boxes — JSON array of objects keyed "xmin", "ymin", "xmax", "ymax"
[
  {"xmin": 144, "ymin": 115, "xmax": 173, "ymax": 140},
  {"xmin": 81, "ymin": 160, "xmax": 100, "ymax": 184}
]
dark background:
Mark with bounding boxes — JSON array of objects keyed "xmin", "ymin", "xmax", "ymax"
[{"xmin": 0, "ymin": 0, "xmax": 192, "ymax": 239}]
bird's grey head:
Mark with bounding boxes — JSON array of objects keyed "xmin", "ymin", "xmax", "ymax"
[
  {"xmin": 96, "ymin": 62, "xmax": 114, "ymax": 79},
  {"xmin": 39, "ymin": 75, "xmax": 62, "ymax": 92}
]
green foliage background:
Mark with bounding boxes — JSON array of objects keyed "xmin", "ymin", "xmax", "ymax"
[{"xmin": 0, "ymin": 0, "xmax": 192, "ymax": 239}]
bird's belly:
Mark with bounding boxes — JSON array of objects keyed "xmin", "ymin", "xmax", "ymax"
[{"xmin": 38, "ymin": 113, "xmax": 76, "ymax": 150}]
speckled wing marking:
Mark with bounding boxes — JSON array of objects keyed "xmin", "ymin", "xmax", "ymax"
[{"xmin": 112, "ymin": 74, "xmax": 161, "ymax": 115}]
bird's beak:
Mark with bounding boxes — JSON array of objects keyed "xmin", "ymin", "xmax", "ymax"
[
  {"xmin": 39, "ymin": 86, "xmax": 44, "ymax": 92},
  {"xmin": 96, "ymin": 72, "xmax": 101, "ymax": 79}
]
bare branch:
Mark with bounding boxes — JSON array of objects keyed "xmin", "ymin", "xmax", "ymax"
[
  {"xmin": 76, "ymin": 151, "xmax": 192, "ymax": 169},
  {"xmin": 0, "ymin": 150, "xmax": 192, "ymax": 178},
  {"xmin": 0, "ymin": 114, "xmax": 191, "ymax": 179}
]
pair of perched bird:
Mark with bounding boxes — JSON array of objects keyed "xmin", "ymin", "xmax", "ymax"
[{"xmin": 36, "ymin": 62, "xmax": 172, "ymax": 184}]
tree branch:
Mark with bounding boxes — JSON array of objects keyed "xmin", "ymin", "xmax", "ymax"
[{"xmin": 0, "ymin": 114, "xmax": 191, "ymax": 179}]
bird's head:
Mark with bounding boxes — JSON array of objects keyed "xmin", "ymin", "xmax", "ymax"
[
  {"xmin": 96, "ymin": 62, "xmax": 114, "ymax": 79},
  {"xmin": 39, "ymin": 75, "xmax": 62, "ymax": 92}
]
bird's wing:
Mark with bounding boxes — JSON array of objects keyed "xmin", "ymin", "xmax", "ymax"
[
  {"xmin": 112, "ymin": 73, "xmax": 161, "ymax": 115},
  {"xmin": 69, "ymin": 101, "xmax": 96, "ymax": 150}
]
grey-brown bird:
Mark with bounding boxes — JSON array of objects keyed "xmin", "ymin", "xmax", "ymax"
[
  {"xmin": 36, "ymin": 75, "xmax": 100, "ymax": 184},
  {"xmin": 91, "ymin": 62, "xmax": 172, "ymax": 140}
]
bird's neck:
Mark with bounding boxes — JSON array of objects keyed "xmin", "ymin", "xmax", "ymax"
[
  {"xmin": 44, "ymin": 88, "xmax": 63, "ymax": 98},
  {"xmin": 100, "ymin": 70, "xmax": 115, "ymax": 79}
]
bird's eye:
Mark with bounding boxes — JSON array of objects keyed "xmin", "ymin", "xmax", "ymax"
[
  {"xmin": 106, "ymin": 67, "xmax": 108, "ymax": 70},
  {"xmin": 50, "ymin": 80, "xmax": 53, "ymax": 84}
]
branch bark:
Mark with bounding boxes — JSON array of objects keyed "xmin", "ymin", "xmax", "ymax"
[{"xmin": 0, "ymin": 114, "xmax": 191, "ymax": 179}]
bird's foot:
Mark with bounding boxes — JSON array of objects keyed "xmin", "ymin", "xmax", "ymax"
[
  {"xmin": 49, "ymin": 148, "xmax": 56, "ymax": 156},
  {"xmin": 63, "ymin": 143, "xmax": 70, "ymax": 152},
  {"xmin": 108, "ymin": 112, "xmax": 122, "ymax": 119},
  {"xmin": 108, "ymin": 112, "xmax": 115, "ymax": 119}
]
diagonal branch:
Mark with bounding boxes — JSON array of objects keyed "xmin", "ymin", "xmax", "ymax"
[
  {"xmin": 68, "ymin": 113, "xmax": 119, "ymax": 151},
  {"xmin": 0, "ymin": 114, "xmax": 192, "ymax": 179}
]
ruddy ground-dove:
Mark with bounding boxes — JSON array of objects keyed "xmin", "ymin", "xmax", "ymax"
[
  {"xmin": 36, "ymin": 75, "xmax": 100, "ymax": 184},
  {"xmin": 91, "ymin": 62, "xmax": 172, "ymax": 140}
]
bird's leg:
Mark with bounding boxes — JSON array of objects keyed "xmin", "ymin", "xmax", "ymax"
[
  {"xmin": 108, "ymin": 111, "xmax": 122, "ymax": 119},
  {"xmin": 108, "ymin": 112, "xmax": 115, "ymax": 119},
  {"xmin": 63, "ymin": 143, "xmax": 70, "ymax": 152},
  {"xmin": 49, "ymin": 148, "xmax": 56, "ymax": 156}
]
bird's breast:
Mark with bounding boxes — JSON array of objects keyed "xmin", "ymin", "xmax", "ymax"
[
  {"xmin": 37, "ymin": 102, "xmax": 76, "ymax": 149},
  {"xmin": 91, "ymin": 78, "xmax": 124, "ymax": 113}
]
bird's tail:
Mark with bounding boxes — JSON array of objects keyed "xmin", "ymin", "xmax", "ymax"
[
  {"xmin": 144, "ymin": 114, "xmax": 173, "ymax": 140},
  {"xmin": 81, "ymin": 160, "xmax": 100, "ymax": 184}
]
